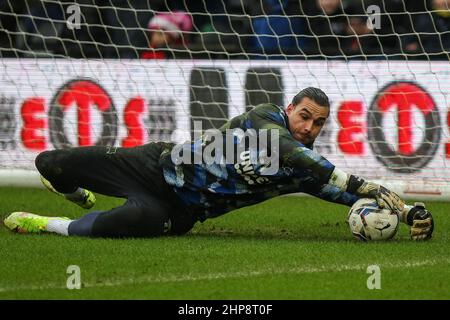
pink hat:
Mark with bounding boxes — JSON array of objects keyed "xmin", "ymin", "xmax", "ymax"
[{"xmin": 148, "ymin": 11, "xmax": 193, "ymax": 39}]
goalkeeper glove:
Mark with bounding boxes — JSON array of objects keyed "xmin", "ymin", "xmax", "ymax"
[
  {"xmin": 402, "ymin": 202, "xmax": 434, "ymax": 241},
  {"xmin": 328, "ymin": 169, "xmax": 405, "ymax": 214},
  {"xmin": 348, "ymin": 176, "xmax": 405, "ymax": 214}
]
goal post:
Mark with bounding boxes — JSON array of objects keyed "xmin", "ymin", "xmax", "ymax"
[{"xmin": 0, "ymin": 1, "xmax": 449, "ymax": 201}]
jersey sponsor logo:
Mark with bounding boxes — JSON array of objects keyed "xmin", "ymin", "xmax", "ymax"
[
  {"xmin": 367, "ymin": 81, "xmax": 441, "ymax": 173},
  {"xmin": 235, "ymin": 150, "xmax": 270, "ymax": 185},
  {"xmin": 171, "ymin": 122, "xmax": 280, "ymax": 175}
]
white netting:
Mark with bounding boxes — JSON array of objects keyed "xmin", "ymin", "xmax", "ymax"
[{"xmin": 1, "ymin": 0, "xmax": 450, "ymax": 199}]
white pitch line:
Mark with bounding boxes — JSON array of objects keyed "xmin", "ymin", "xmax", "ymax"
[{"xmin": 1, "ymin": 258, "xmax": 449, "ymax": 293}]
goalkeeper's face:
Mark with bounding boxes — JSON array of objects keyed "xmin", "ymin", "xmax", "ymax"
[{"xmin": 286, "ymin": 97, "xmax": 329, "ymax": 146}]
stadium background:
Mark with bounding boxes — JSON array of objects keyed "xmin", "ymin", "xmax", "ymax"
[{"xmin": 1, "ymin": 0, "xmax": 450, "ymax": 300}]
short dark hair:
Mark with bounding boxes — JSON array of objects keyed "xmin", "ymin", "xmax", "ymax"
[{"xmin": 291, "ymin": 87, "xmax": 330, "ymax": 109}]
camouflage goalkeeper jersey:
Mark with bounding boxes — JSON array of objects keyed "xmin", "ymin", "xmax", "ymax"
[{"xmin": 159, "ymin": 103, "xmax": 358, "ymax": 221}]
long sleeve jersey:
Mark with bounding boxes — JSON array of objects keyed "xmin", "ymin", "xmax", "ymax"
[{"xmin": 159, "ymin": 103, "xmax": 359, "ymax": 221}]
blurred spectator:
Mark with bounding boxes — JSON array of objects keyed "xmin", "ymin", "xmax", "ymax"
[
  {"xmin": 99, "ymin": 0, "xmax": 153, "ymax": 59},
  {"xmin": 0, "ymin": 0, "xmax": 26, "ymax": 57},
  {"xmin": 170, "ymin": 1, "xmax": 229, "ymax": 43},
  {"xmin": 14, "ymin": 0, "xmax": 65, "ymax": 57},
  {"xmin": 343, "ymin": 1, "xmax": 408, "ymax": 57},
  {"xmin": 302, "ymin": 0, "xmax": 348, "ymax": 56},
  {"xmin": 56, "ymin": 0, "xmax": 118, "ymax": 58},
  {"xmin": 140, "ymin": 11, "xmax": 193, "ymax": 59},
  {"xmin": 3, "ymin": 0, "xmax": 447, "ymax": 60},
  {"xmin": 196, "ymin": 0, "xmax": 251, "ymax": 50},
  {"xmin": 249, "ymin": 0, "xmax": 306, "ymax": 57},
  {"xmin": 154, "ymin": 0, "xmax": 242, "ymax": 48},
  {"xmin": 370, "ymin": 0, "xmax": 415, "ymax": 55},
  {"xmin": 344, "ymin": 2, "xmax": 383, "ymax": 56},
  {"xmin": 407, "ymin": 0, "xmax": 450, "ymax": 54}
]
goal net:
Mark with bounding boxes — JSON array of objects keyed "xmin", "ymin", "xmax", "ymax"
[{"xmin": 0, "ymin": 0, "xmax": 449, "ymax": 199}]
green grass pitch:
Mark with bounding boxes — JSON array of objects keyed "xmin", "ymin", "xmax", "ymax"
[{"xmin": 0, "ymin": 187, "xmax": 449, "ymax": 299}]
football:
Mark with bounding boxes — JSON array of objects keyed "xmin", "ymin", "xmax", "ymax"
[{"xmin": 347, "ymin": 198, "xmax": 400, "ymax": 241}]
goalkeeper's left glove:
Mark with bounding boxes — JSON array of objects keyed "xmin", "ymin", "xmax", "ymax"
[{"xmin": 402, "ymin": 202, "xmax": 434, "ymax": 241}]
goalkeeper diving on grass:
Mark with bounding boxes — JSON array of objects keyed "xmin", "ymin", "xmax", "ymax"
[{"xmin": 3, "ymin": 87, "xmax": 434, "ymax": 240}]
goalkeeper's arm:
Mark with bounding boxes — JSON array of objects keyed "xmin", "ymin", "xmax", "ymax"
[{"xmin": 249, "ymin": 105, "xmax": 405, "ymax": 213}]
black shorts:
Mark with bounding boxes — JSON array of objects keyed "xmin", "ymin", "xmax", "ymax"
[{"xmin": 36, "ymin": 142, "xmax": 197, "ymax": 237}]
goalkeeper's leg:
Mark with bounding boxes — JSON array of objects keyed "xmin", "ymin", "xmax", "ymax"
[
  {"xmin": 70, "ymin": 198, "xmax": 173, "ymax": 238},
  {"xmin": 83, "ymin": 196, "xmax": 197, "ymax": 237},
  {"xmin": 4, "ymin": 193, "xmax": 197, "ymax": 237},
  {"xmin": 34, "ymin": 143, "xmax": 170, "ymax": 208},
  {"xmin": 35, "ymin": 147, "xmax": 132, "ymax": 202}
]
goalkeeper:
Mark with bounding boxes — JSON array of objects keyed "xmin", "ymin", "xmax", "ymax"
[{"xmin": 4, "ymin": 87, "xmax": 433, "ymax": 240}]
